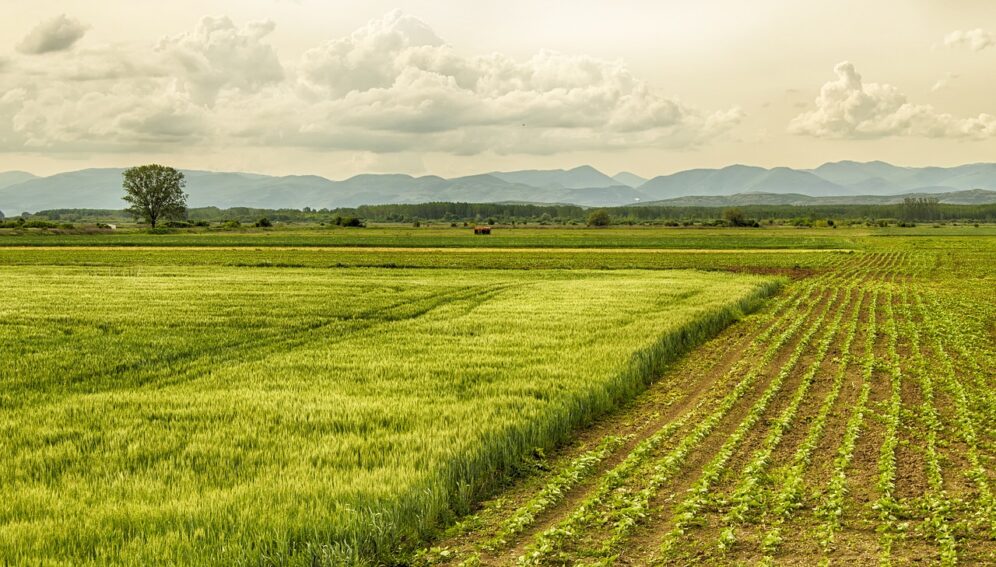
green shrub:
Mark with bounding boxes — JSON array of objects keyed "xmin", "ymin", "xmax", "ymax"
[
  {"xmin": 587, "ymin": 210, "xmax": 611, "ymax": 227},
  {"xmin": 22, "ymin": 220, "xmax": 59, "ymax": 229}
]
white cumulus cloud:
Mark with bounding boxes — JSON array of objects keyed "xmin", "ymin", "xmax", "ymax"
[
  {"xmin": 0, "ymin": 11, "xmax": 741, "ymax": 156},
  {"xmin": 789, "ymin": 62, "xmax": 996, "ymax": 140},
  {"xmin": 286, "ymin": 11, "xmax": 741, "ymax": 153},
  {"xmin": 943, "ymin": 29, "xmax": 995, "ymax": 52},
  {"xmin": 17, "ymin": 14, "xmax": 89, "ymax": 55},
  {"xmin": 158, "ymin": 16, "xmax": 285, "ymax": 106},
  {"xmin": 931, "ymin": 73, "xmax": 958, "ymax": 92},
  {"xmin": 13, "ymin": 82, "xmax": 209, "ymax": 151}
]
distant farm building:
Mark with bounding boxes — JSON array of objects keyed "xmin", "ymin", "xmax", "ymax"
[{"xmin": 474, "ymin": 226, "xmax": 492, "ymax": 235}]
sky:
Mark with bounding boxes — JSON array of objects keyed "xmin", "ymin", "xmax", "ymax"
[{"xmin": 1, "ymin": 0, "xmax": 994, "ymax": 179}]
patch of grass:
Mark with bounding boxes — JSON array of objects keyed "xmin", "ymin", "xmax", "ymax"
[{"xmin": 0, "ymin": 266, "xmax": 777, "ymax": 565}]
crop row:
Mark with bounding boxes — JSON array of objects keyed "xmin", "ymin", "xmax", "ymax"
[
  {"xmin": 658, "ymin": 285, "xmax": 855, "ymax": 560},
  {"xmin": 483, "ymin": 434, "xmax": 628, "ymax": 551},
  {"xmin": 758, "ymin": 288, "xmax": 866, "ymax": 557},
  {"xmin": 517, "ymin": 280, "xmax": 835, "ymax": 564},
  {"xmin": 900, "ymin": 287, "xmax": 957, "ymax": 564},
  {"xmin": 914, "ymin": 292, "xmax": 995, "ymax": 539},
  {"xmin": 874, "ymin": 289, "xmax": 904, "ymax": 564},
  {"xmin": 815, "ymin": 289, "xmax": 879, "ymax": 553}
]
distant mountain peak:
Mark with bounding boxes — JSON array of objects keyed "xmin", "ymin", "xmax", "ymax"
[
  {"xmin": 612, "ymin": 171, "xmax": 647, "ymax": 188},
  {"xmin": 488, "ymin": 165, "xmax": 617, "ymax": 190},
  {"xmin": 0, "ymin": 170, "xmax": 41, "ymax": 191},
  {"xmin": 567, "ymin": 165, "xmax": 601, "ymax": 173}
]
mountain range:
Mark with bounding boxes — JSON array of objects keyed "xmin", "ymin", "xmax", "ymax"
[{"xmin": 2, "ymin": 161, "xmax": 996, "ymax": 214}]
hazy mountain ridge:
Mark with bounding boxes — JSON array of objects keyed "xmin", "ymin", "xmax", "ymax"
[
  {"xmin": 0, "ymin": 171, "xmax": 38, "ymax": 190},
  {"xmin": 489, "ymin": 165, "xmax": 620, "ymax": 190},
  {"xmin": 2, "ymin": 161, "xmax": 996, "ymax": 214},
  {"xmin": 638, "ymin": 189, "xmax": 996, "ymax": 207},
  {"xmin": 638, "ymin": 166, "xmax": 848, "ymax": 199}
]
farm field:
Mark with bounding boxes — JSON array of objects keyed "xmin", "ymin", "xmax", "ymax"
[
  {"xmin": 418, "ymin": 233, "xmax": 996, "ymax": 565},
  {"xmin": 0, "ymin": 227, "xmax": 993, "ymax": 565},
  {"xmin": 0, "ymin": 262, "xmax": 776, "ymax": 565},
  {"xmin": 0, "ymin": 225, "xmax": 861, "ymax": 249}
]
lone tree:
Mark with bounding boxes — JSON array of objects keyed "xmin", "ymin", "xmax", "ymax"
[
  {"xmin": 122, "ymin": 164, "xmax": 187, "ymax": 228},
  {"xmin": 587, "ymin": 209, "xmax": 612, "ymax": 227}
]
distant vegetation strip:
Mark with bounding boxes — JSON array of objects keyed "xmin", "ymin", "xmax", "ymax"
[
  {"xmin": 0, "ymin": 246, "xmax": 845, "ymax": 272},
  {"xmin": 0, "ymin": 227, "xmax": 861, "ymax": 249},
  {"xmin": 9, "ymin": 199, "xmax": 996, "ymax": 226}
]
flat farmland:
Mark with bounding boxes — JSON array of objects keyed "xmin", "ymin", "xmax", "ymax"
[
  {"xmin": 0, "ymin": 263, "xmax": 776, "ymax": 565},
  {"xmin": 0, "ymin": 225, "xmax": 860, "ymax": 249},
  {"xmin": 0, "ymin": 227, "xmax": 993, "ymax": 566}
]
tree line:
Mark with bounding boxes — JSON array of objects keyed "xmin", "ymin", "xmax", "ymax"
[{"xmin": 24, "ymin": 201, "xmax": 996, "ymax": 226}]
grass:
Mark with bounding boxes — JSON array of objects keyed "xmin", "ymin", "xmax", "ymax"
[
  {"xmin": 0, "ymin": 246, "xmax": 844, "ymax": 273},
  {"xmin": 0, "ymin": 264, "xmax": 777, "ymax": 565}
]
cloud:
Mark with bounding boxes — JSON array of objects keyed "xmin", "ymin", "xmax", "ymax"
[
  {"xmin": 300, "ymin": 10, "xmax": 444, "ymax": 98},
  {"xmin": 943, "ymin": 29, "xmax": 994, "ymax": 52},
  {"xmin": 0, "ymin": 11, "xmax": 741, "ymax": 156},
  {"xmin": 789, "ymin": 62, "xmax": 996, "ymax": 140},
  {"xmin": 12, "ymin": 83, "xmax": 208, "ymax": 151},
  {"xmin": 0, "ymin": 88, "xmax": 29, "ymax": 149},
  {"xmin": 17, "ymin": 15, "xmax": 89, "ymax": 55},
  {"xmin": 931, "ymin": 73, "xmax": 958, "ymax": 92},
  {"xmin": 288, "ymin": 11, "xmax": 741, "ymax": 153},
  {"xmin": 0, "ymin": 46, "xmax": 205, "ymax": 151},
  {"xmin": 158, "ymin": 16, "xmax": 284, "ymax": 105}
]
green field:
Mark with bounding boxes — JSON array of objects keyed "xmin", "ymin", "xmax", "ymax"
[
  {"xmin": 0, "ymin": 225, "xmax": 860, "ymax": 249},
  {"xmin": 1, "ymin": 226, "xmax": 993, "ymax": 565},
  {"xmin": 0, "ymin": 261, "xmax": 776, "ymax": 565}
]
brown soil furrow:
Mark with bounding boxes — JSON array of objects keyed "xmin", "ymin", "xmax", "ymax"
[
  {"xmin": 837, "ymin": 290, "xmax": 890, "ymax": 531},
  {"xmin": 893, "ymin": 289, "xmax": 929, "ymax": 503},
  {"xmin": 802, "ymin": 291, "xmax": 874, "ymax": 493}
]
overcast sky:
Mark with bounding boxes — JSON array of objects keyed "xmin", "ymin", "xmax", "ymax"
[{"xmin": 2, "ymin": 0, "xmax": 994, "ymax": 178}]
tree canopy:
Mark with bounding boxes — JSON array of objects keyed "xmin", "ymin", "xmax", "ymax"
[
  {"xmin": 587, "ymin": 209, "xmax": 612, "ymax": 227},
  {"xmin": 122, "ymin": 165, "xmax": 187, "ymax": 228}
]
